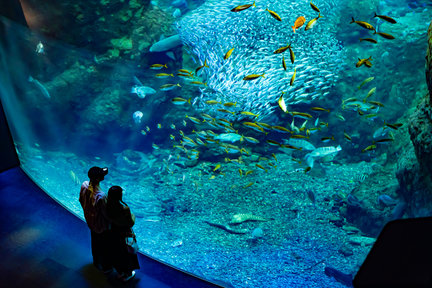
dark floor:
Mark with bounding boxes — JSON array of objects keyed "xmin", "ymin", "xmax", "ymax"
[{"xmin": 0, "ymin": 167, "xmax": 225, "ymax": 288}]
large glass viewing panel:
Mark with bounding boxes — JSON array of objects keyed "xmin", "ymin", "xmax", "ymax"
[{"xmin": 0, "ymin": 0, "xmax": 430, "ymax": 286}]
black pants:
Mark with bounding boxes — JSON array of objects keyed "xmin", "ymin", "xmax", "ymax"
[
  {"xmin": 91, "ymin": 230, "xmax": 112, "ymax": 270},
  {"xmin": 111, "ymin": 232, "xmax": 140, "ymax": 274}
]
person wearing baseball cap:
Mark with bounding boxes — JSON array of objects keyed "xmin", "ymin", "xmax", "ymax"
[{"xmin": 79, "ymin": 166, "xmax": 113, "ymax": 274}]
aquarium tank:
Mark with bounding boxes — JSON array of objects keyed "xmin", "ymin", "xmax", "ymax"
[{"xmin": 1, "ymin": 0, "xmax": 432, "ymax": 287}]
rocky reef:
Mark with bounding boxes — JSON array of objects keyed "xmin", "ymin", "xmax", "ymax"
[{"xmin": 393, "ymin": 19, "xmax": 432, "ymax": 218}]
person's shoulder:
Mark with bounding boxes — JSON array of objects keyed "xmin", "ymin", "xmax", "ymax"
[{"xmin": 81, "ymin": 181, "xmax": 89, "ymax": 189}]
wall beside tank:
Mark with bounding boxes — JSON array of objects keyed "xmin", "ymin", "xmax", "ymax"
[{"xmin": 0, "ymin": 100, "xmax": 19, "ymax": 172}]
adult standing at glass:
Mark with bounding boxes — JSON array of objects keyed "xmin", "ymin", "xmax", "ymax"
[
  {"xmin": 79, "ymin": 166, "xmax": 112, "ymax": 273},
  {"xmin": 106, "ymin": 185, "xmax": 140, "ymax": 281}
]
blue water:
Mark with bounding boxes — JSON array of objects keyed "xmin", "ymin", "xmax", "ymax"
[{"xmin": 1, "ymin": 0, "xmax": 431, "ymax": 286}]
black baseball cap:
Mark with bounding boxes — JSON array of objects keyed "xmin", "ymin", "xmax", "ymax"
[{"xmin": 88, "ymin": 166, "xmax": 108, "ymax": 180}]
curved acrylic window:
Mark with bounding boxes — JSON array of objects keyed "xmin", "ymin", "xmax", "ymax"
[{"xmin": 1, "ymin": 0, "xmax": 430, "ymax": 286}]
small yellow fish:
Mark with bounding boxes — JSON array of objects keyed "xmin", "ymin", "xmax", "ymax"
[
  {"xmin": 190, "ymin": 81, "xmax": 207, "ymax": 86},
  {"xmin": 362, "ymin": 144, "xmax": 376, "ymax": 153},
  {"xmin": 231, "ymin": 1, "xmax": 256, "ymax": 12},
  {"xmin": 256, "ymin": 164, "xmax": 267, "ymax": 172},
  {"xmin": 177, "ymin": 73, "xmax": 194, "ymax": 77},
  {"xmin": 239, "ymin": 168, "xmax": 243, "ymax": 176},
  {"xmin": 321, "ymin": 135, "xmax": 335, "ymax": 142},
  {"xmin": 156, "ymin": 73, "xmax": 174, "ymax": 78},
  {"xmin": 311, "ymin": 107, "xmax": 330, "ymax": 112},
  {"xmin": 266, "ymin": 8, "xmax": 282, "ymax": 21},
  {"xmin": 161, "ymin": 83, "xmax": 181, "ymax": 91},
  {"xmin": 224, "ymin": 48, "xmax": 235, "ymax": 60},
  {"xmin": 213, "ymin": 164, "xmax": 221, "ymax": 171},
  {"xmin": 282, "ymin": 55, "xmax": 287, "ymax": 70},
  {"xmin": 206, "ymin": 100, "xmax": 221, "ymax": 105},
  {"xmin": 358, "ymin": 76, "xmax": 374, "ymax": 89},
  {"xmin": 209, "ymin": 175, "xmax": 216, "ymax": 180},
  {"xmin": 368, "ymin": 101, "xmax": 384, "ymax": 107},
  {"xmin": 273, "ymin": 44, "xmax": 291, "ymax": 54},
  {"xmin": 305, "ymin": 13, "xmax": 323, "ymax": 31},
  {"xmin": 240, "ymin": 111, "xmax": 260, "ymax": 117},
  {"xmin": 218, "ymin": 109, "xmax": 236, "ymax": 115},
  {"xmin": 288, "ymin": 46, "xmax": 295, "ymax": 64},
  {"xmin": 375, "ymin": 138, "xmax": 394, "ymax": 144},
  {"xmin": 290, "ymin": 68, "xmax": 296, "ymax": 86},
  {"xmin": 178, "ymin": 69, "xmax": 193, "ymax": 74},
  {"xmin": 157, "ymin": 123, "xmax": 162, "ymax": 129},
  {"xmin": 243, "ymin": 73, "xmax": 265, "ymax": 80},
  {"xmin": 150, "ymin": 63, "xmax": 167, "ymax": 69},
  {"xmin": 350, "ymin": 17, "xmax": 375, "ymax": 31},
  {"xmin": 266, "ymin": 139, "xmax": 281, "ymax": 146},
  {"xmin": 244, "ymin": 182, "xmax": 255, "ymax": 188},
  {"xmin": 170, "ymin": 134, "xmax": 175, "ymax": 140},
  {"xmin": 278, "ymin": 93, "xmax": 288, "ymax": 113},
  {"xmin": 243, "ymin": 122, "xmax": 264, "ymax": 132},
  {"xmin": 185, "ymin": 115, "xmax": 201, "ymax": 124},
  {"xmin": 272, "ymin": 153, "xmax": 278, "ymax": 162},
  {"xmin": 171, "ymin": 97, "xmax": 191, "ymax": 105},
  {"xmin": 223, "ymin": 102, "xmax": 237, "ymax": 107},
  {"xmin": 310, "ymin": 2, "xmax": 320, "ymax": 13},
  {"xmin": 291, "ymin": 112, "xmax": 313, "ymax": 118},
  {"xmin": 373, "ymin": 13, "xmax": 396, "ymax": 24},
  {"xmin": 363, "ymin": 87, "xmax": 376, "ymax": 102},
  {"xmin": 243, "ymin": 136, "xmax": 260, "ymax": 143},
  {"xmin": 245, "ymin": 170, "xmax": 254, "ymax": 176},
  {"xmin": 341, "ymin": 131, "xmax": 350, "ymax": 142},
  {"xmin": 384, "ymin": 122, "xmax": 403, "ymax": 130},
  {"xmin": 373, "ymin": 31, "xmax": 395, "ymax": 40},
  {"xmin": 271, "ymin": 126, "xmax": 292, "ymax": 133},
  {"xmin": 356, "ymin": 56, "xmax": 372, "ymax": 68},
  {"xmin": 290, "ymin": 134, "xmax": 309, "ymax": 139},
  {"xmin": 359, "ymin": 38, "xmax": 378, "ymax": 44},
  {"xmin": 195, "ymin": 59, "xmax": 209, "ymax": 75}
]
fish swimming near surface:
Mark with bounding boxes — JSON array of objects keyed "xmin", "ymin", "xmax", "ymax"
[{"xmin": 292, "ymin": 16, "xmax": 306, "ymax": 32}]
